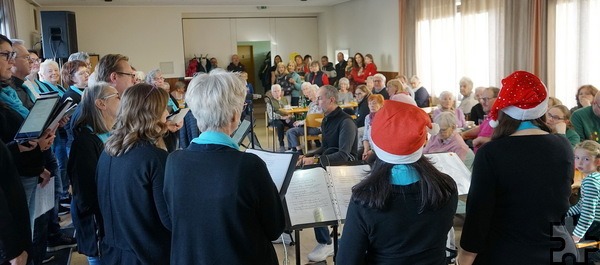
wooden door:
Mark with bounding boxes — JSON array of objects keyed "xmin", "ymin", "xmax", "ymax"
[{"xmin": 237, "ymin": 45, "xmax": 255, "ymax": 88}]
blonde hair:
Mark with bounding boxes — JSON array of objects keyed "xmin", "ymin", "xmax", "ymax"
[
  {"xmin": 275, "ymin": 62, "xmax": 289, "ymax": 76},
  {"xmin": 387, "ymin": 79, "xmax": 408, "ymax": 95},
  {"xmin": 104, "ymin": 83, "xmax": 168, "ymax": 156},
  {"xmin": 575, "ymin": 140, "xmax": 600, "ymax": 159}
]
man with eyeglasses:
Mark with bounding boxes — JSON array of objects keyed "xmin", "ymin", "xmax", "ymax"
[
  {"xmin": 460, "ymin": 86, "xmax": 500, "ymax": 152},
  {"xmin": 571, "ymin": 92, "xmax": 600, "ymax": 142},
  {"xmin": 9, "ymin": 39, "xmax": 39, "ymax": 109},
  {"xmin": 372, "ymin": 73, "xmax": 390, "ymax": 99}
]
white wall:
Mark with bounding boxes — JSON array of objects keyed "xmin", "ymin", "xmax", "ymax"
[
  {"xmin": 323, "ymin": 0, "xmax": 400, "ymax": 71},
  {"xmin": 13, "ymin": 0, "xmax": 39, "ymax": 46}
]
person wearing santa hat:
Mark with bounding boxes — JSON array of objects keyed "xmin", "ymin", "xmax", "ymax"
[
  {"xmin": 337, "ymin": 100, "xmax": 458, "ymax": 264},
  {"xmin": 458, "ymin": 71, "xmax": 577, "ymax": 265}
]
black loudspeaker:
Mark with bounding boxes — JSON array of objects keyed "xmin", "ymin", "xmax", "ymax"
[{"xmin": 40, "ymin": 11, "xmax": 78, "ymax": 59}]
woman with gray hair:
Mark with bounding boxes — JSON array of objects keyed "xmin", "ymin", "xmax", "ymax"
[
  {"xmin": 337, "ymin": 77, "xmax": 354, "ymax": 104},
  {"xmin": 68, "ymin": 82, "xmax": 120, "ymax": 265},
  {"xmin": 433, "ymin": 91, "xmax": 466, "ymax": 128},
  {"xmin": 163, "ymin": 69, "xmax": 285, "ymax": 264},
  {"xmin": 424, "ymin": 111, "xmax": 473, "ymax": 169}
]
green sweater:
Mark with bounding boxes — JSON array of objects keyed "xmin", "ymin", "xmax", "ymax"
[{"xmin": 571, "ymin": 106, "xmax": 600, "ymax": 142}]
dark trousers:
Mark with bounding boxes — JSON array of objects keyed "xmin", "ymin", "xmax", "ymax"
[{"xmin": 272, "ymin": 119, "xmax": 294, "ymax": 146}]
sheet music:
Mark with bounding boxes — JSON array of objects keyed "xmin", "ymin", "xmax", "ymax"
[
  {"xmin": 246, "ymin": 149, "xmax": 294, "ymax": 192},
  {"xmin": 328, "ymin": 165, "xmax": 371, "ymax": 220},
  {"xmin": 285, "ymin": 168, "xmax": 337, "ymax": 226},
  {"xmin": 33, "ymin": 177, "xmax": 55, "ymax": 219},
  {"xmin": 425, "ymin": 153, "xmax": 471, "ymax": 195},
  {"xmin": 168, "ymin": 108, "xmax": 190, "ymax": 124}
]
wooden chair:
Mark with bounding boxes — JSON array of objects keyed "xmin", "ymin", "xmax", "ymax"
[{"xmin": 302, "ymin": 113, "xmax": 324, "ymax": 154}]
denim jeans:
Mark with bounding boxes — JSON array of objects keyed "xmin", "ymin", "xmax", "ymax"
[
  {"xmin": 286, "ymin": 126, "xmax": 320, "ymax": 149},
  {"xmin": 87, "ymin": 256, "xmax": 101, "ymax": 265},
  {"xmin": 52, "ymin": 129, "xmax": 70, "ymax": 198},
  {"xmin": 314, "ymin": 227, "xmax": 331, "ymax": 245}
]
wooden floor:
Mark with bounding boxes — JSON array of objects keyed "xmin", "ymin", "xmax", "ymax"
[{"xmin": 65, "ymin": 101, "xmax": 464, "ymax": 264}]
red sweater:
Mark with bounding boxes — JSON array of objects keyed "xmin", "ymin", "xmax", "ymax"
[{"xmin": 350, "ymin": 63, "xmax": 378, "ymax": 84}]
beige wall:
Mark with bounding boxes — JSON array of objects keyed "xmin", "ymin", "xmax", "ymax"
[
  {"xmin": 322, "ymin": 0, "xmax": 400, "ymax": 71},
  {"xmin": 13, "ymin": 0, "xmax": 39, "ymax": 46},
  {"xmin": 38, "ymin": 1, "xmax": 400, "ymax": 76}
]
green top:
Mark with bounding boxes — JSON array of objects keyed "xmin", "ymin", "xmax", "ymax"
[{"xmin": 571, "ymin": 106, "xmax": 600, "ymax": 142}]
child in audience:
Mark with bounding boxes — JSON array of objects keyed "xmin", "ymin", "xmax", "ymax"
[
  {"xmin": 567, "ymin": 140, "xmax": 600, "ymax": 248},
  {"xmin": 546, "ymin": 104, "xmax": 580, "ymax": 147}
]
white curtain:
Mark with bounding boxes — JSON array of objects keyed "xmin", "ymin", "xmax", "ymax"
[
  {"xmin": 415, "ymin": 0, "xmax": 506, "ymax": 100},
  {"xmin": 460, "ymin": 0, "xmax": 505, "ymax": 88},
  {"xmin": 415, "ymin": 0, "xmax": 457, "ymax": 100},
  {"xmin": 553, "ymin": 0, "xmax": 600, "ymax": 109},
  {"xmin": 0, "ymin": 0, "xmax": 18, "ymax": 38}
]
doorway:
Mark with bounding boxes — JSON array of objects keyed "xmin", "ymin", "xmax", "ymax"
[{"xmin": 237, "ymin": 45, "xmax": 255, "ymax": 89}]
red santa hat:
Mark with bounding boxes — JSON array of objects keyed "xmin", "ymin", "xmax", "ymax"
[
  {"xmin": 370, "ymin": 100, "xmax": 436, "ymax": 164},
  {"xmin": 488, "ymin": 71, "xmax": 548, "ymax": 128}
]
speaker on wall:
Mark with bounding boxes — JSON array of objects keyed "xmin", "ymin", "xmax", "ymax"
[{"xmin": 40, "ymin": 11, "xmax": 78, "ymax": 59}]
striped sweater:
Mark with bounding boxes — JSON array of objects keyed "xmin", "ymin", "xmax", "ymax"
[{"xmin": 567, "ymin": 172, "xmax": 600, "ymax": 238}]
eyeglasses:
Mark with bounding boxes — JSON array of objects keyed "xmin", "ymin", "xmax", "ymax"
[
  {"xmin": 0, "ymin": 51, "xmax": 17, "ymax": 61},
  {"xmin": 30, "ymin": 58, "xmax": 41, "ymax": 63},
  {"xmin": 546, "ymin": 113, "xmax": 564, "ymax": 120},
  {"xmin": 116, "ymin": 71, "xmax": 136, "ymax": 79},
  {"xmin": 480, "ymin": 97, "xmax": 496, "ymax": 102},
  {"xmin": 102, "ymin": 93, "xmax": 120, "ymax": 100}
]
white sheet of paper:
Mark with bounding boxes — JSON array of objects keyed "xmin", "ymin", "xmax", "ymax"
[
  {"xmin": 425, "ymin": 152, "xmax": 471, "ymax": 195},
  {"xmin": 245, "ymin": 149, "xmax": 294, "ymax": 192},
  {"xmin": 285, "ymin": 168, "xmax": 337, "ymax": 226},
  {"xmin": 33, "ymin": 177, "xmax": 55, "ymax": 219},
  {"xmin": 327, "ymin": 165, "xmax": 371, "ymax": 220},
  {"xmin": 168, "ymin": 108, "xmax": 190, "ymax": 124}
]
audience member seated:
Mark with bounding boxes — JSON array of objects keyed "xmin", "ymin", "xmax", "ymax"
[
  {"xmin": 266, "ymin": 84, "xmax": 294, "ymax": 152},
  {"xmin": 360, "ymin": 94, "xmax": 384, "ymax": 162},
  {"xmin": 546, "ymin": 104, "xmax": 579, "ymax": 146},
  {"xmin": 96, "ymin": 83, "xmax": 171, "ymax": 265},
  {"xmin": 458, "ymin": 77, "xmax": 478, "ymax": 118},
  {"xmin": 433, "ymin": 91, "xmax": 466, "ymax": 128},
  {"xmin": 68, "ymin": 82, "xmax": 120, "ymax": 265},
  {"xmin": 338, "ymin": 100, "xmax": 457, "ymax": 265},
  {"xmin": 424, "ymin": 112, "xmax": 474, "ymax": 169},
  {"xmin": 566, "ymin": 140, "xmax": 600, "ymax": 253},
  {"xmin": 226, "ymin": 54, "xmax": 245, "ymax": 72},
  {"xmin": 163, "ymin": 70, "xmax": 285, "ymax": 265},
  {"xmin": 300, "ymin": 85, "xmax": 358, "ymax": 262},
  {"xmin": 386, "ymin": 78, "xmax": 410, "ymax": 98},
  {"xmin": 337, "ymin": 77, "xmax": 354, "ymax": 104},
  {"xmin": 460, "ymin": 86, "xmax": 499, "ymax": 152},
  {"xmin": 354, "ymin": 84, "xmax": 373, "ymax": 143},
  {"xmin": 410, "ymin": 75, "xmax": 431, "ymax": 108},
  {"xmin": 571, "ymin": 92, "xmax": 600, "ymax": 142},
  {"xmin": 372, "ymin": 73, "xmax": 389, "ymax": 99},
  {"xmin": 365, "ymin": 76, "xmax": 374, "ymax": 92},
  {"xmin": 570, "ymin": 84, "xmax": 598, "ymax": 113},
  {"xmin": 468, "ymin": 86, "xmax": 486, "ymax": 125},
  {"xmin": 286, "ymin": 84, "xmax": 321, "ymax": 153}
]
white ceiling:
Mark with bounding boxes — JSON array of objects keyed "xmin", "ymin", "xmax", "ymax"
[{"xmin": 34, "ymin": 0, "xmax": 350, "ymax": 7}]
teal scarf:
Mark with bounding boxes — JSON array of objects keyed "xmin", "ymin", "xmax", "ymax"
[
  {"xmin": 390, "ymin": 165, "xmax": 420, "ymax": 185},
  {"xmin": 516, "ymin": 121, "xmax": 539, "ymax": 131},
  {"xmin": 39, "ymin": 80, "xmax": 66, "ymax": 97},
  {"xmin": 168, "ymin": 97, "xmax": 179, "ymax": 113},
  {"xmin": 69, "ymin": 85, "xmax": 84, "ymax": 96},
  {"xmin": 0, "ymin": 86, "xmax": 29, "ymax": 118},
  {"xmin": 191, "ymin": 131, "xmax": 239, "ymax": 150}
]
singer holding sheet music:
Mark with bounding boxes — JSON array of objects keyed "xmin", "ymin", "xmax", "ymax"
[
  {"xmin": 337, "ymin": 100, "xmax": 458, "ymax": 264},
  {"xmin": 163, "ymin": 69, "xmax": 285, "ymax": 265}
]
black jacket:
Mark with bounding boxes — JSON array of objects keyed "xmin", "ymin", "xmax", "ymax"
[
  {"xmin": 355, "ymin": 98, "xmax": 370, "ymax": 128},
  {"xmin": 312, "ymin": 107, "xmax": 358, "ymax": 162},
  {"xmin": 0, "ymin": 140, "xmax": 32, "ymax": 264}
]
